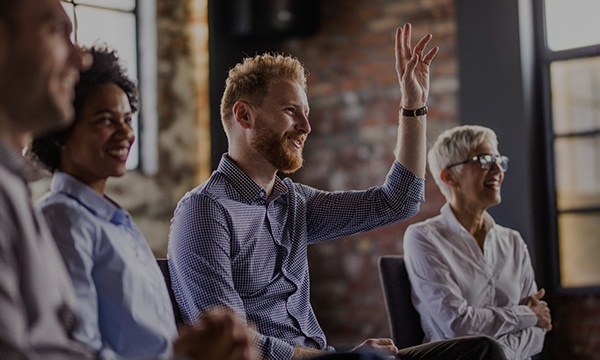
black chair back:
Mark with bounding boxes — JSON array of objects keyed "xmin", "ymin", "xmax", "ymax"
[
  {"xmin": 378, "ymin": 255, "xmax": 424, "ymax": 348},
  {"xmin": 156, "ymin": 258, "xmax": 184, "ymax": 325}
]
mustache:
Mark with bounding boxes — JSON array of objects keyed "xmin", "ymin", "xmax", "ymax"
[{"xmin": 286, "ymin": 132, "xmax": 307, "ymax": 144}]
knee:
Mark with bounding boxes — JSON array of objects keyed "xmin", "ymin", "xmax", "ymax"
[{"xmin": 476, "ymin": 336, "xmax": 506, "ymax": 360}]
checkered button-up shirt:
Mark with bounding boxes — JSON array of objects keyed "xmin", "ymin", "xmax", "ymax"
[{"xmin": 168, "ymin": 154, "xmax": 424, "ymax": 359}]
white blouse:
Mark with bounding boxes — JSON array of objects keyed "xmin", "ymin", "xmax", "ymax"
[{"xmin": 404, "ymin": 203, "xmax": 546, "ymax": 360}]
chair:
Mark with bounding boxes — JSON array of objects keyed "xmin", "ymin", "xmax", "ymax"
[
  {"xmin": 156, "ymin": 258, "xmax": 184, "ymax": 325},
  {"xmin": 378, "ymin": 255, "xmax": 424, "ymax": 349}
]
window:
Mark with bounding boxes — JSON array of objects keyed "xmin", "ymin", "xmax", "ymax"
[
  {"xmin": 60, "ymin": 0, "xmax": 157, "ymax": 174},
  {"xmin": 536, "ymin": 0, "xmax": 600, "ymax": 290}
]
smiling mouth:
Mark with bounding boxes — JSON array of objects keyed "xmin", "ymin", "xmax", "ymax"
[
  {"xmin": 107, "ymin": 148, "xmax": 130, "ymax": 161},
  {"xmin": 484, "ymin": 179, "xmax": 500, "ymax": 189},
  {"xmin": 288, "ymin": 135, "xmax": 305, "ymax": 149}
]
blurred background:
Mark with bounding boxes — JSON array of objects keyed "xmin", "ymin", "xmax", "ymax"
[{"xmin": 33, "ymin": 0, "xmax": 600, "ymax": 358}]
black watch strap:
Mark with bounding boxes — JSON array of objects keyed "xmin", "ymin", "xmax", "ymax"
[{"xmin": 401, "ymin": 106, "xmax": 428, "ymax": 117}]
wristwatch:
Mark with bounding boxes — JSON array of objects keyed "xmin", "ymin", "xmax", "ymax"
[{"xmin": 401, "ymin": 106, "xmax": 428, "ymax": 117}]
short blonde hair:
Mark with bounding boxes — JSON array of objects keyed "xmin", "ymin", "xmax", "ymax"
[
  {"xmin": 428, "ymin": 125, "xmax": 498, "ymax": 200},
  {"xmin": 219, "ymin": 53, "xmax": 308, "ymax": 137}
]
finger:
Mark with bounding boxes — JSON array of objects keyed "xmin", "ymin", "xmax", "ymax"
[
  {"xmin": 368, "ymin": 339, "xmax": 398, "ymax": 355},
  {"xmin": 396, "ymin": 25, "xmax": 411, "ymax": 70},
  {"xmin": 375, "ymin": 338, "xmax": 395, "ymax": 346},
  {"xmin": 402, "ymin": 23, "xmax": 412, "ymax": 54},
  {"xmin": 413, "ymin": 33, "xmax": 433, "ymax": 58},
  {"xmin": 386, "ymin": 344, "xmax": 399, "ymax": 355},
  {"xmin": 395, "ymin": 27, "xmax": 405, "ymax": 76},
  {"xmin": 378, "ymin": 345, "xmax": 399, "ymax": 355},
  {"xmin": 405, "ymin": 53, "xmax": 419, "ymax": 78},
  {"xmin": 220, "ymin": 314, "xmax": 249, "ymax": 344},
  {"xmin": 534, "ymin": 289, "xmax": 543, "ymax": 299},
  {"xmin": 536, "ymin": 288, "xmax": 546, "ymax": 299},
  {"xmin": 422, "ymin": 46, "xmax": 439, "ymax": 66},
  {"xmin": 530, "ymin": 296, "xmax": 540, "ymax": 305}
]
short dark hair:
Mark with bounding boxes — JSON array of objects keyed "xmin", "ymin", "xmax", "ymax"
[{"xmin": 30, "ymin": 44, "xmax": 139, "ymax": 172}]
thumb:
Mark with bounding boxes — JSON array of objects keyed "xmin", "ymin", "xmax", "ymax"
[{"xmin": 535, "ymin": 288, "xmax": 545, "ymax": 300}]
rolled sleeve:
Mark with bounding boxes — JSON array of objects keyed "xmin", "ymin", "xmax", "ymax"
[{"xmin": 383, "ymin": 161, "xmax": 425, "ymax": 209}]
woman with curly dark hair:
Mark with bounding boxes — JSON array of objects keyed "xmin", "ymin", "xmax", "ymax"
[
  {"xmin": 31, "ymin": 44, "xmax": 138, "ymax": 177},
  {"xmin": 30, "ymin": 44, "xmax": 255, "ymax": 360}
]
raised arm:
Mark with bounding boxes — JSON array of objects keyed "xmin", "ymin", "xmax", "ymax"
[{"xmin": 394, "ymin": 23, "xmax": 438, "ymax": 178}]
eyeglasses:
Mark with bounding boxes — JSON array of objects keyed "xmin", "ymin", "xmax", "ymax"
[{"xmin": 446, "ymin": 154, "xmax": 509, "ymax": 172}]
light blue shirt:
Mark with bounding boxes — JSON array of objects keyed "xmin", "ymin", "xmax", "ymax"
[{"xmin": 36, "ymin": 172, "xmax": 177, "ymax": 360}]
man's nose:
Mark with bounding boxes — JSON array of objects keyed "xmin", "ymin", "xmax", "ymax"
[{"xmin": 295, "ymin": 112, "xmax": 311, "ymax": 134}]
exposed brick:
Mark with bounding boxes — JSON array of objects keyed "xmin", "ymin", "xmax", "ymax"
[{"xmin": 282, "ymin": 0, "xmax": 600, "ymax": 357}]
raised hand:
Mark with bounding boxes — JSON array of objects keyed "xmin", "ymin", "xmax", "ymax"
[{"xmin": 395, "ymin": 23, "xmax": 439, "ymax": 110}]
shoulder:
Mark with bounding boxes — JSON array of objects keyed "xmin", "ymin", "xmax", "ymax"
[
  {"xmin": 37, "ymin": 192, "xmax": 83, "ymax": 216},
  {"xmin": 180, "ymin": 172, "xmax": 238, "ymax": 203},
  {"xmin": 406, "ymin": 213, "xmax": 444, "ymax": 235},
  {"xmin": 172, "ymin": 182, "xmax": 235, "ymax": 229},
  {"xmin": 282, "ymin": 177, "xmax": 312, "ymax": 197},
  {"xmin": 491, "ymin": 222, "xmax": 526, "ymax": 244},
  {"xmin": 0, "ymin": 169, "xmax": 31, "ymax": 248},
  {"xmin": 404, "ymin": 214, "xmax": 447, "ymax": 252},
  {"xmin": 176, "ymin": 183, "xmax": 225, "ymax": 214},
  {"xmin": 0, "ymin": 166, "xmax": 29, "ymax": 208},
  {"xmin": 36, "ymin": 192, "xmax": 98, "ymax": 236},
  {"xmin": 488, "ymin": 224, "xmax": 532, "ymax": 261}
]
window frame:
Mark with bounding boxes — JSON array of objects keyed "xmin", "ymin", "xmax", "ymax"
[
  {"xmin": 60, "ymin": 0, "xmax": 158, "ymax": 175},
  {"xmin": 533, "ymin": 0, "xmax": 600, "ymax": 293}
]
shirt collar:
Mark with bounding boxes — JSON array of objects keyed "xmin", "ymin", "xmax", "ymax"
[
  {"xmin": 440, "ymin": 202, "xmax": 496, "ymax": 234},
  {"xmin": 217, "ymin": 154, "xmax": 288, "ymax": 204},
  {"xmin": 269, "ymin": 177, "xmax": 287, "ymax": 203},
  {"xmin": 0, "ymin": 139, "xmax": 43, "ymax": 183},
  {"xmin": 51, "ymin": 171, "xmax": 131, "ymax": 226}
]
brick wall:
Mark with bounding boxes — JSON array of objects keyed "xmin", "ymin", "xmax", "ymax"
[
  {"xmin": 281, "ymin": 0, "xmax": 600, "ymax": 358},
  {"xmin": 546, "ymin": 293, "xmax": 600, "ymax": 359},
  {"xmin": 282, "ymin": 0, "xmax": 456, "ymax": 347},
  {"xmin": 30, "ymin": 0, "xmax": 599, "ymax": 357}
]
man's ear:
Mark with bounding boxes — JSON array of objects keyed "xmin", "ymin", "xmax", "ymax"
[{"xmin": 232, "ymin": 101, "xmax": 253, "ymax": 130}]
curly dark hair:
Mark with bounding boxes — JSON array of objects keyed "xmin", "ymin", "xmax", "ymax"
[{"xmin": 30, "ymin": 43, "xmax": 139, "ymax": 172}]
